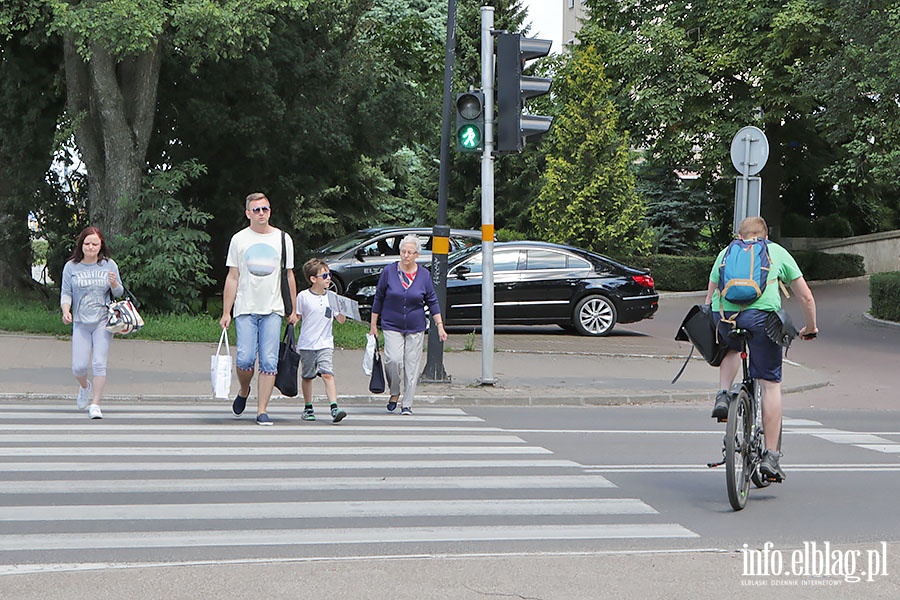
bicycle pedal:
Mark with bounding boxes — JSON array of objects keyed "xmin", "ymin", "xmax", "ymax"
[{"xmin": 716, "ymin": 417, "xmax": 727, "ymax": 423}]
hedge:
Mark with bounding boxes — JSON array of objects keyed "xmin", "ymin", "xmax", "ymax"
[
  {"xmin": 614, "ymin": 251, "xmax": 865, "ymax": 292},
  {"xmin": 870, "ymin": 272, "xmax": 900, "ymax": 322}
]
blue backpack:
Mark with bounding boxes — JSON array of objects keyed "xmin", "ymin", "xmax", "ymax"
[{"xmin": 717, "ymin": 238, "xmax": 771, "ymax": 305}]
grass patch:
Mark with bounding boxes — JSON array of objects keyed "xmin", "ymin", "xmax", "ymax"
[{"xmin": 0, "ymin": 288, "xmax": 370, "ymax": 348}]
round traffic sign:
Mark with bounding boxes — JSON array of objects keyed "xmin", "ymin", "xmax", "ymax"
[{"xmin": 730, "ymin": 126, "xmax": 769, "ymax": 176}]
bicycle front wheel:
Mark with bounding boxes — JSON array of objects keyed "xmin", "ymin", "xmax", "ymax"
[{"xmin": 725, "ymin": 389, "xmax": 753, "ymax": 510}]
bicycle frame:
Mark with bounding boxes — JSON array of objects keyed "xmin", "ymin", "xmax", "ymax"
[{"xmin": 708, "ymin": 328, "xmax": 782, "ymax": 511}]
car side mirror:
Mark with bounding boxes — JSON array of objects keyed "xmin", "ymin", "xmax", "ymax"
[
  {"xmin": 453, "ymin": 265, "xmax": 471, "ymax": 279},
  {"xmin": 354, "ymin": 249, "xmax": 365, "ymax": 262}
]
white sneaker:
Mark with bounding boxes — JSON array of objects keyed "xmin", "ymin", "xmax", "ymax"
[
  {"xmin": 88, "ymin": 404, "xmax": 103, "ymax": 419},
  {"xmin": 76, "ymin": 382, "xmax": 92, "ymax": 411}
]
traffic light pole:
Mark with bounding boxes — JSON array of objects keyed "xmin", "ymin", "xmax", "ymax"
[
  {"xmin": 480, "ymin": 5, "xmax": 495, "ymax": 385},
  {"xmin": 421, "ymin": 0, "xmax": 457, "ymax": 383}
]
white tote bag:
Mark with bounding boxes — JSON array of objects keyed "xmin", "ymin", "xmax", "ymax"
[{"xmin": 211, "ymin": 328, "xmax": 233, "ymax": 399}]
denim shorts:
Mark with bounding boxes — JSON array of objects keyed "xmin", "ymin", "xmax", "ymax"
[
  {"xmin": 235, "ymin": 313, "xmax": 282, "ymax": 374},
  {"xmin": 715, "ymin": 309, "xmax": 783, "ymax": 383},
  {"xmin": 299, "ymin": 348, "xmax": 334, "ymax": 380}
]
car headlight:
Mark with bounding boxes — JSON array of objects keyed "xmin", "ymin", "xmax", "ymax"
[{"xmin": 357, "ymin": 285, "xmax": 376, "ymax": 297}]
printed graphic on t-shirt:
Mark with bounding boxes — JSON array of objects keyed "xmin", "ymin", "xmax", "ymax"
[{"xmin": 245, "ymin": 243, "xmax": 280, "ymax": 277}]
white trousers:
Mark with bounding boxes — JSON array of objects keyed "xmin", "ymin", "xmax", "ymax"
[{"xmin": 382, "ymin": 330, "xmax": 425, "ymax": 409}]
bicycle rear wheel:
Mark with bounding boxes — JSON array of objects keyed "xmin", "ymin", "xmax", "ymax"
[{"xmin": 725, "ymin": 389, "xmax": 752, "ymax": 510}]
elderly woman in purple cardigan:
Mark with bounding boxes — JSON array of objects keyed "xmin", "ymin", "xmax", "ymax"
[{"xmin": 369, "ymin": 234, "xmax": 448, "ymax": 415}]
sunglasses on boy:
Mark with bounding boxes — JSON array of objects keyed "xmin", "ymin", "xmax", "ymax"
[{"xmin": 313, "ymin": 272, "xmax": 331, "ymax": 279}]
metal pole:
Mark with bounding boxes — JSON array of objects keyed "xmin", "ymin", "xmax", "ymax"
[
  {"xmin": 421, "ymin": 0, "xmax": 457, "ymax": 383},
  {"xmin": 742, "ymin": 132, "xmax": 752, "ymax": 227},
  {"xmin": 480, "ymin": 6, "xmax": 495, "ymax": 385}
]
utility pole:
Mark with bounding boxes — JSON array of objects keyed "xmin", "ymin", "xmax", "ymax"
[
  {"xmin": 421, "ymin": 0, "xmax": 457, "ymax": 383},
  {"xmin": 480, "ymin": 6, "xmax": 496, "ymax": 385}
]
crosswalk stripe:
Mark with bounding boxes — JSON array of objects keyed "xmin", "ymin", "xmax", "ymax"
[
  {"xmin": 854, "ymin": 445, "xmax": 900, "ymax": 453},
  {"xmin": 0, "ymin": 524, "xmax": 699, "ymax": 551},
  {"xmin": 0, "ymin": 458, "xmax": 582, "ymax": 472},
  {"xmin": 3, "ymin": 498, "xmax": 658, "ymax": 521},
  {"xmin": 0, "ymin": 405, "xmax": 471, "ymax": 416},
  {"xmin": 0, "ymin": 424, "xmax": 505, "ymax": 432},
  {"xmin": 0, "ymin": 434, "xmax": 526, "ymax": 443},
  {"xmin": 0, "ymin": 413, "xmax": 485, "ymax": 422},
  {"xmin": 0, "ymin": 403, "xmax": 703, "ymax": 563},
  {"xmin": 2, "ymin": 475, "xmax": 618, "ymax": 494},
  {"xmin": 0, "ymin": 445, "xmax": 552, "ymax": 457},
  {"xmin": 583, "ymin": 463, "xmax": 900, "ymax": 473}
]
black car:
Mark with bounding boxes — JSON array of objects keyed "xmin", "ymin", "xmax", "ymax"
[
  {"xmin": 347, "ymin": 240, "xmax": 659, "ymax": 336},
  {"xmin": 311, "ymin": 227, "xmax": 482, "ymax": 295}
]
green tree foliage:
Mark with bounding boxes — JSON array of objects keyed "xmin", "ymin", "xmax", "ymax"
[
  {"xmin": 1, "ymin": 0, "xmax": 309, "ymax": 241},
  {"xmin": 114, "ymin": 161, "xmax": 214, "ymax": 314},
  {"xmin": 637, "ymin": 164, "xmax": 710, "ymax": 255},
  {"xmin": 0, "ymin": 31, "xmax": 64, "ymax": 290},
  {"xmin": 580, "ymin": 0, "xmax": 841, "ymax": 244},
  {"xmin": 531, "ymin": 46, "xmax": 651, "ymax": 256},
  {"xmin": 802, "ymin": 0, "xmax": 900, "ymax": 233},
  {"xmin": 150, "ymin": 0, "xmax": 446, "ymax": 274}
]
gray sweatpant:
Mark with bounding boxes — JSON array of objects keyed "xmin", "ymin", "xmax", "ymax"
[{"xmin": 382, "ymin": 330, "xmax": 425, "ymax": 409}]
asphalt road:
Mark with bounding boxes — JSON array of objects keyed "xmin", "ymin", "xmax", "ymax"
[
  {"xmin": 1, "ymin": 277, "xmax": 897, "ymax": 599},
  {"xmin": 1, "ymin": 401, "xmax": 898, "ymax": 599}
]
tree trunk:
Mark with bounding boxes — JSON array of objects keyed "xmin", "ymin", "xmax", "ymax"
[
  {"xmin": 63, "ymin": 36, "xmax": 161, "ymax": 240},
  {"xmin": 760, "ymin": 120, "xmax": 785, "ymax": 240}
]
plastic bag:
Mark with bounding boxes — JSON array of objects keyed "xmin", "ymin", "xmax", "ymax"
[{"xmin": 362, "ymin": 333, "xmax": 377, "ymax": 375}]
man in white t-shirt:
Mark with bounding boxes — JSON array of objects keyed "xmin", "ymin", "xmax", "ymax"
[{"xmin": 220, "ymin": 192, "xmax": 299, "ymax": 426}]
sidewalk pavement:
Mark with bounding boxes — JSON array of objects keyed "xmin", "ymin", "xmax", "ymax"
[{"xmin": 0, "ymin": 325, "xmax": 828, "ymax": 407}]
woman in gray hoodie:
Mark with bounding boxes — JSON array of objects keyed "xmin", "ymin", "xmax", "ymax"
[{"xmin": 60, "ymin": 227, "xmax": 124, "ymax": 419}]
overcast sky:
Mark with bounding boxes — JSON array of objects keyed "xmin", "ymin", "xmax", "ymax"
[{"xmin": 521, "ymin": 0, "xmax": 564, "ymax": 52}]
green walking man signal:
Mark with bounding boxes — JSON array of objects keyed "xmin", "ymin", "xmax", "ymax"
[{"xmin": 455, "ymin": 90, "xmax": 485, "ymax": 152}]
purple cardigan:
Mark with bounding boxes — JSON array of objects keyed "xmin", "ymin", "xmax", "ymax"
[{"xmin": 372, "ymin": 262, "xmax": 442, "ymax": 334}]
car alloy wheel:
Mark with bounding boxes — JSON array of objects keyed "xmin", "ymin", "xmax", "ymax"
[{"xmin": 573, "ymin": 295, "xmax": 617, "ymax": 336}]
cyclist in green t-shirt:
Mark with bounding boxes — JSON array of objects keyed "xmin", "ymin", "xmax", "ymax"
[{"xmin": 703, "ymin": 217, "xmax": 818, "ymax": 480}]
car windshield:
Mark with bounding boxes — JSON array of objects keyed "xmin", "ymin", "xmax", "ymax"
[{"xmin": 315, "ymin": 231, "xmax": 380, "ymax": 254}]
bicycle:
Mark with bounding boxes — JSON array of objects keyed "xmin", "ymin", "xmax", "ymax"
[{"xmin": 707, "ymin": 327, "xmax": 783, "ymax": 511}]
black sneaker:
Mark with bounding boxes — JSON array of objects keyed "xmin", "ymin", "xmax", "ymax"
[
  {"xmin": 386, "ymin": 399, "xmax": 398, "ymax": 412},
  {"xmin": 331, "ymin": 406, "xmax": 347, "ymax": 423},
  {"xmin": 759, "ymin": 450, "xmax": 786, "ymax": 481},
  {"xmin": 711, "ymin": 390, "xmax": 730, "ymax": 419},
  {"xmin": 232, "ymin": 394, "xmax": 248, "ymax": 417}
]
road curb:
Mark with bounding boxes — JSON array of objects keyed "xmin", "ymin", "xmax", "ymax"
[{"xmin": 0, "ymin": 379, "xmax": 830, "ymax": 408}]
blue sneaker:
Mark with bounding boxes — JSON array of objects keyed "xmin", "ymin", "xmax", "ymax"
[
  {"xmin": 232, "ymin": 394, "xmax": 248, "ymax": 417},
  {"xmin": 256, "ymin": 413, "xmax": 273, "ymax": 426},
  {"xmin": 331, "ymin": 406, "xmax": 347, "ymax": 423}
]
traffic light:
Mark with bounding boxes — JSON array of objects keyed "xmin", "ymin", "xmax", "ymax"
[
  {"xmin": 455, "ymin": 90, "xmax": 485, "ymax": 152},
  {"xmin": 496, "ymin": 33, "xmax": 553, "ymax": 153}
]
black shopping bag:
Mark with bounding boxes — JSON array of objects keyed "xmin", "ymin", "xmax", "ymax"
[
  {"xmin": 275, "ymin": 323, "xmax": 301, "ymax": 397},
  {"xmin": 369, "ymin": 338, "xmax": 386, "ymax": 394},
  {"xmin": 675, "ymin": 304, "xmax": 728, "ymax": 367}
]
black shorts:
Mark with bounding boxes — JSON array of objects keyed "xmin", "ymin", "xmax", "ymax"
[{"xmin": 715, "ymin": 309, "xmax": 783, "ymax": 383}]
